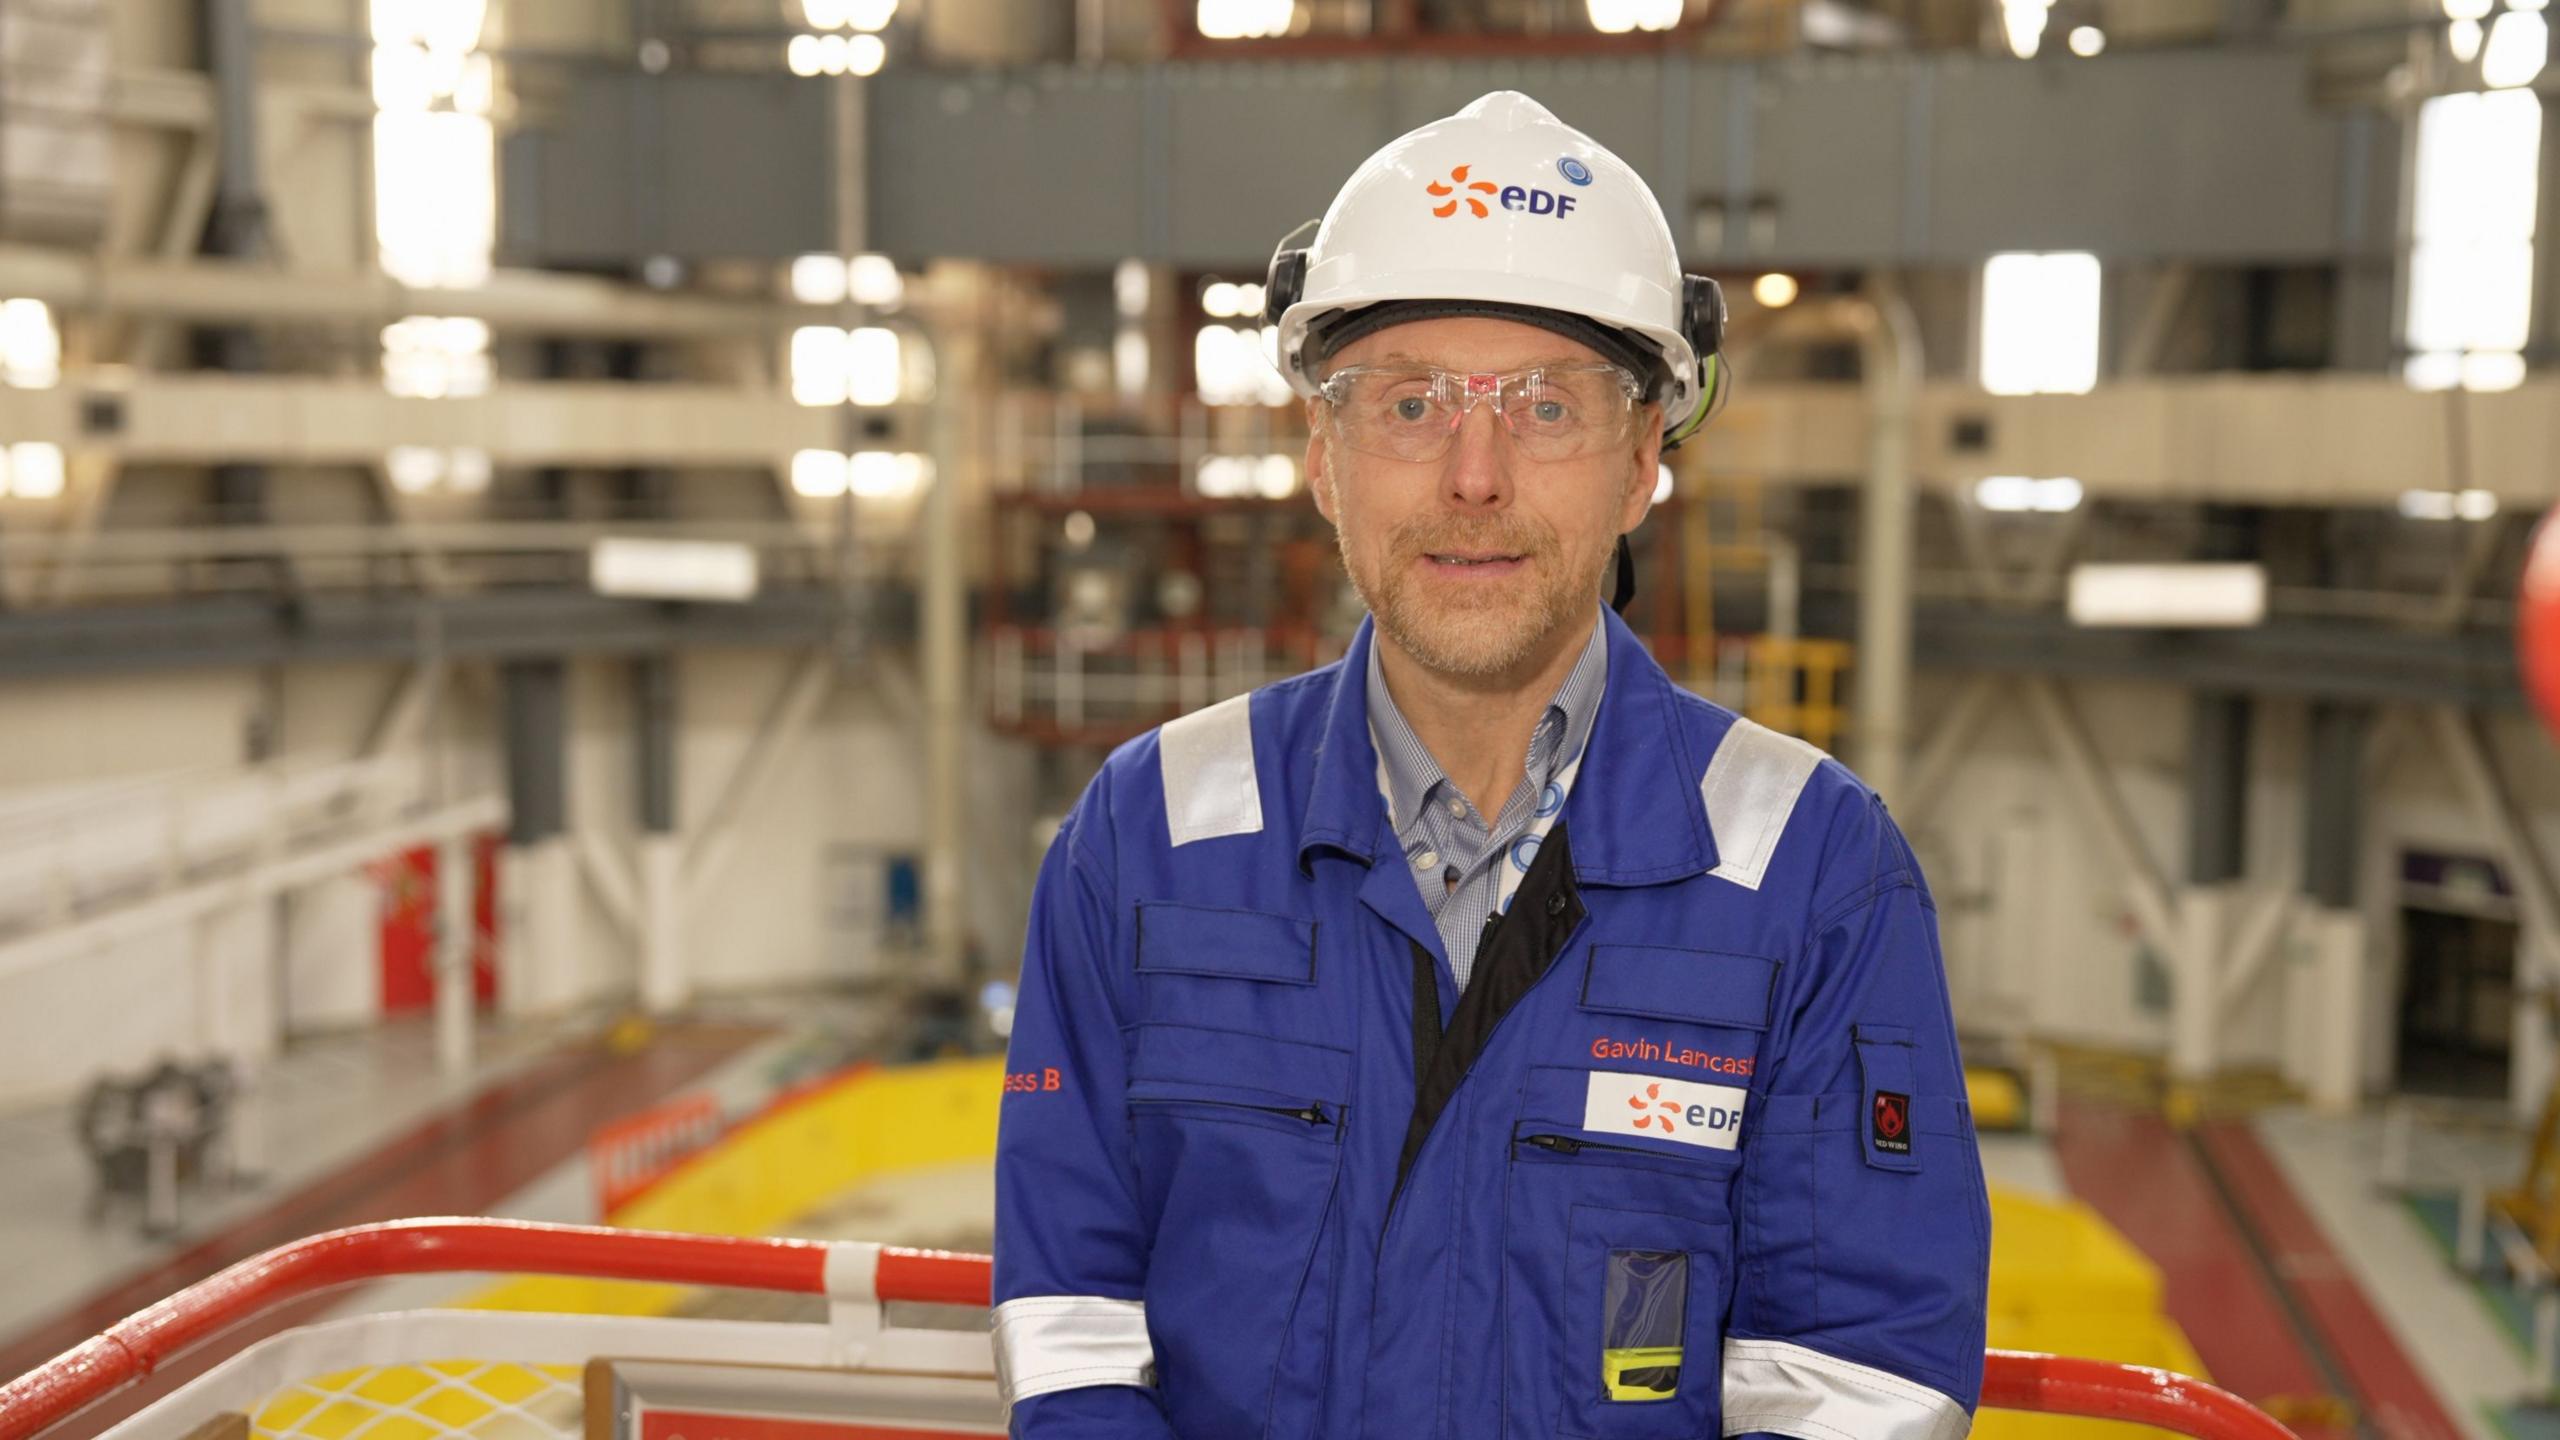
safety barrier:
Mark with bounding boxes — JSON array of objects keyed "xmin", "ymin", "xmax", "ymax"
[{"xmin": 0, "ymin": 1218, "xmax": 2302, "ymax": 1440}]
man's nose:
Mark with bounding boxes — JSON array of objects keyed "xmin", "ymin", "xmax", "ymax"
[{"xmin": 1441, "ymin": 402, "xmax": 1513, "ymax": 509}]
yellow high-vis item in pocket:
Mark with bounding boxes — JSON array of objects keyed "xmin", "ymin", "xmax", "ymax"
[{"xmin": 1603, "ymin": 1346, "xmax": 1684, "ymax": 1401}]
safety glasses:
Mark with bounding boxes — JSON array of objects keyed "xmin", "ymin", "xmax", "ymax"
[{"xmin": 1316, "ymin": 362, "xmax": 1644, "ymax": 464}]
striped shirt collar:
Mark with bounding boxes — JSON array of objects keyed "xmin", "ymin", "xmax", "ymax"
[{"xmin": 1366, "ymin": 612, "xmax": 1610, "ymax": 832}]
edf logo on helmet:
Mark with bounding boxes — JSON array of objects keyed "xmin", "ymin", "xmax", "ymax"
[{"xmin": 1425, "ymin": 162, "xmax": 1581, "ymax": 220}]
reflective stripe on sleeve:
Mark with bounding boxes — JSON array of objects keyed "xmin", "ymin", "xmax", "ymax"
[
  {"xmin": 1700, "ymin": 718, "xmax": 1823, "ymax": 892},
  {"xmin": 1159, "ymin": 691, "xmax": 1262, "ymax": 846},
  {"xmin": 1720, "ymin": 1338, "xmax": 1970, "ymax": 1440},
  {"xmin": 991, "ymin": 1294, "xmax": 1156, "ymax": 1407}
]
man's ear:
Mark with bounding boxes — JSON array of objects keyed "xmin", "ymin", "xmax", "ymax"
[
  {"xmin": 1620, "ymin": 404, "xmax": 1666, "ymax": 534},
  {"xmin": 1306, "ymin": 401, "xmax": 1340, "ymax": 525}
]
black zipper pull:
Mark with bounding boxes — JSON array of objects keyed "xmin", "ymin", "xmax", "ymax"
[
  {"xmin": 1292, "ymin": 1104, "xmax": 1330, "ymax": 1126},
  {"xmin": 1526, "ymin": 1133, "xmax": 1582, "ymax": 1154}
]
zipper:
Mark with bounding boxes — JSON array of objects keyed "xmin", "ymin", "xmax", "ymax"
[
  {"xmin": 1518, "ymin": 1132, "xmax": 1674, "ymax": 1160},
  {"xmin": 1133, "ymin": 1094, "xmax": 1334, "ymax": 1128}
]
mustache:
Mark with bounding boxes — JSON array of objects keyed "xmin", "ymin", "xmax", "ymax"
[{"xmin": 1389, "ymin": 516, "xmax": 1558, "ymax": 559}]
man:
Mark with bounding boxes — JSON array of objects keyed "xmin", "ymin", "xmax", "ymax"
[{"xmin": 993, "ymin": 92, "xmax": 1988, "ymax": 1440}]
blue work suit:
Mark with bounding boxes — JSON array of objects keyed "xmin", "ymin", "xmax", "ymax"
[{"xmin": 993, "ymin": 611, "xmax": 1990, "ymax": 1440}]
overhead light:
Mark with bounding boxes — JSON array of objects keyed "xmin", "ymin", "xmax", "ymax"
[
  {"xmin": 802, "ymin": 0, "xmax": 852, "ymax": 27},
  {"xmin": 1253, "ymin": 454, "xmax": 1298, "ymax": 499},
  {"xmin": 849, "ymin": 451, "xmax": 932, "ymax": 498},
  {"xmin": 2067, "ymin": 563, "xmax": 2266, "ymax": 628},
  {"xmin": 791, "ymin": 253, "xmax": 847, "ymax": 304},
  {"xmin": 791, "ymin": 325, "xmax": 849, "ymax": 405},
  {"xmin": 846, "ymin": 253, "xmax": 903, "ymax": 307},
  {"xmin": 847, "ymin": 33, "xmax": 886, "ymax": 76},
  {"xmin": 1973, "ymin": 475, "xmax": 2082, "ymax": 513},
  {"xmin": 1063, "ymin": 510, "xmax": 1096, "ymax": 549},
  {"xmin": 2449, "ymin": 16, "xmax": 2484, "ymax": 60},
  {"xmin": 1751, "ymin": 273, "xmax": 1798, "ymax": 308},
  {"xmin": 1194, "ymin": 324, "xmax": 1292, "ymax": 407},
  {"xmin": 1981, "ymin": 252, "xmax": 2101, "ymax": 395},
  {"xmin": 2482, "ymin": 11, "xmax": 2548, "ymax": 87},
  {"xmin": 2001, "ymin": 0, "xmax": 2051, "ymax": 57},
  {"xmin": 445, "ymin": 448, "xmax": 491, "ymax": 493},
  {"xmin": 1115, "ymin": 259, "xmax": 1151, "ymax": 318},
  {"xmin": 590, "ymin": 537, "xmax": 759, "ymax": 603},
  {"xmin": 1197, "ymin": 0, "xmax": 1299, "ymax": 39},
  {"xmin": 1587, "ymin": 0, "xmax": 1684, "ymax": 33},
  {"xmin": 387, "ymin": 446, "xmax": 443, "ymax": 494},
  {"xmin": 1197, "ymin": 453, "xmax": 1297, "ymax": 498},
  {"xmin": 5, "ymin": 443, "xmax": 63, "ymax": 499},
  {"xmin": 2399, "ymin": 487, "xmax": 2499, "ymax": 521},
  {"xmin": 2067, "ymin": 24, "xmax": 2105, "ymax": 55},
  {"xmin": 1114, "ymin": 328, "xmax": 1150, "ymax": 397},
  {"xmin": 792, "ymin": 448, "xmax": 850, "ymax": 497},
  {"xmin": 0, "ymin": 299, "xmax": 59, "ymax": 389},
  {"xmin": 847, "ymin": 326, "xmax": 902, "ymax": 405},
  {"xmin": 848, "ymin": 0, "xmax": 899, "ymax": 31},
  {"xmin": 786, "ymin": 34, "xmax": 824, "ymax": 75}
]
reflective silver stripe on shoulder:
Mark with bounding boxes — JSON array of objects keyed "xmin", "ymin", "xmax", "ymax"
[
  {"xmin": 992, "ymin": 1295, "xmax": 1155, "ymax": 1408},
  {"xmin": 1159, "ymin": 692, "xmax": 1262, "ymax": 846},
  {"xmin": 1700, "ymin": 718, "xmax": 1825, "ymax": 892},
  {"xmin": 1721, "ymin": 1338, "xmax": 1969, "ymax": 1440}
]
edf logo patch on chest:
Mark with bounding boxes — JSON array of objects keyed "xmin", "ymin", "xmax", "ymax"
[{"xmin": 1583, "ymin": 1070, "xmax": 1746, "ymax": 1151}]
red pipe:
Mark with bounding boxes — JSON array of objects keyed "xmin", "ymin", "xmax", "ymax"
[{"xmin": 0, "ymin": 1220, "xmax": 2299, "ymax": 1440}]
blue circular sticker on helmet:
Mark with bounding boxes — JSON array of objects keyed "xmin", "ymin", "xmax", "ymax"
[
  {"xmin": 1558, "ymin": 156, "xmax": 1594, "ymax": 186},
  {"xmin": 1535, "ymin": 781, "xmax": 1564, "ymax": 819},
  {"xmin": 1510, "ymin": 833, "xmax": 1542, "ymax": 872}
]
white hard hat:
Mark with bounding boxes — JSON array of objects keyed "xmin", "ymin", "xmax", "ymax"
[{"xmin": 1264, "ymin": 90, "xmax": 1726, "ymax": 448}]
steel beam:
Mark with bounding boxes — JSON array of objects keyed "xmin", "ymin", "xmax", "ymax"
[
  {"xmin": 502, "ymin": 659, "xmax": 567, "ymax": 846},
  {"xmin": 2019, "ymin": 678, "xmax": 2181, "ymax": 960},
  {"xmin": 683, "ymin": 648, "xmax": 836, "ymax": 902},
  {"xmin": 2187, "ymin": 693, "xmax": 2251, "ymax": 886},
  {"xmin": 2304, "ymin": 701, "xmax": 2367, "ymax": 908}
]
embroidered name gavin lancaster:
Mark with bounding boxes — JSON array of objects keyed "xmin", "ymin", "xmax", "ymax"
[{"xmin": 1590, "ymin": 1035, "xmax": 1754, "ymax": 1077}]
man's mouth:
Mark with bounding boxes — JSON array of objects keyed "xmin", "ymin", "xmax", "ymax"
[{"xmin": 1426, "ymin": 551, "xmax": 1524, "ymax": 567}]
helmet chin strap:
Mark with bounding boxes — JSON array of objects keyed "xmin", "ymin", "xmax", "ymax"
[{"xmin": 1610, "ymin": 534, "xmax": 1635, "ymax": 615}]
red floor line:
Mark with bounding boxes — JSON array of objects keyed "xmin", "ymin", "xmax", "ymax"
[
  {"xmin": 0, "ymin": 1023, "xmax": 766, "ymax": 1436},
  {"xmin": 2048, "ymin": 1097, "xmax": 2347, "ymax": 1438},
  {"xmin": 2196, "ymin": 1120, "xmax": 2467, "ymax": 1440}
]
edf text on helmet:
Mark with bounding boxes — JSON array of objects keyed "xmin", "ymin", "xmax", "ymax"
[{"xmin": 1499, "ymin": 185, "xmax": 1577, "ymax": 217}]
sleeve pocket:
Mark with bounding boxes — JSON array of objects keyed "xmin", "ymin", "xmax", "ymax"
[
  {"xmin": 1853, "ymin": 1024, "xmax": 1920, "ymax": 1174},
  {"xmin": 1136, "ymin": 902, "xmax": 1317, "ymax": 984},
  {"xmin": 1581, "ymin": 945, "xmax": 1777, "ymax": 1030}
]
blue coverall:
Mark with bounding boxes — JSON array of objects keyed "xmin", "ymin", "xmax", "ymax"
[{"xmin": 993, "ymin": 610, "xmax": 1990, "ymax": 1439}]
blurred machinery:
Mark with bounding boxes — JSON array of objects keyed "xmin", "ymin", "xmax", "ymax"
[{"xmin": 73, "ymin": 1057, "xmax": 242, "ymax": 1238}]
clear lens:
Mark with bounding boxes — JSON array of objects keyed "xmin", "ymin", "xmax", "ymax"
[{"xmin": 1320, "ymin": 363, "xmax": 1637, "ymax": 462}]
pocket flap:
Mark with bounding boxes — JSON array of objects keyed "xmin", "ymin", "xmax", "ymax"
[
  {"xmin": 1581, "ymin": 946, "xmax": 1776, "ymax": 1031},
  {"xmin": 1136, "ymin": 902, "xmax": 1316, "ymax": 984},
  {"xmin": 1132, "ymin": 1023, "xmax": 1352, "ymax": 1104}
]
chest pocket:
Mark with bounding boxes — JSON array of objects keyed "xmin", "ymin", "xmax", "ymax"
[
  {"xmin": 1127, "ymin": 902, "xmax": 1345, "ymax": 1440},
  {"xmin": 1582, "ymin": 944, "xmax": 1776, "ymax": 1032}
]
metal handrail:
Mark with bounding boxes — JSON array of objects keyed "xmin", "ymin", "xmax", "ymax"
[{"xmin": 0, "ymin": 1216, "xmax": 2300, "ymax": 1440}]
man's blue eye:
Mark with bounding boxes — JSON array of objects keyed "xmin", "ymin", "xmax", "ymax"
[
  {"xmin": 1531, "ymin": 400, "xmax": 1568, "ymax": 424},
  {"xmin": 1393, "ymin": 397, "xmax": 1430, "ymax": 422}
]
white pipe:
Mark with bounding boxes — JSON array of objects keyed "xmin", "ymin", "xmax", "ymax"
[
  {"xmin": 0, "ymin": 245, "xmax": 835, "ymax": 338},
  {"xmin": 1852, "ymin": 277, "xmax": 1921, "ymax": 804},
  {"xmin": 435, "ymin": 833, "xmax": 474, "ymax": 1077},
  {"xmin": 922, "ymin": 342, "xmax": 969, "ymax": 989}
]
